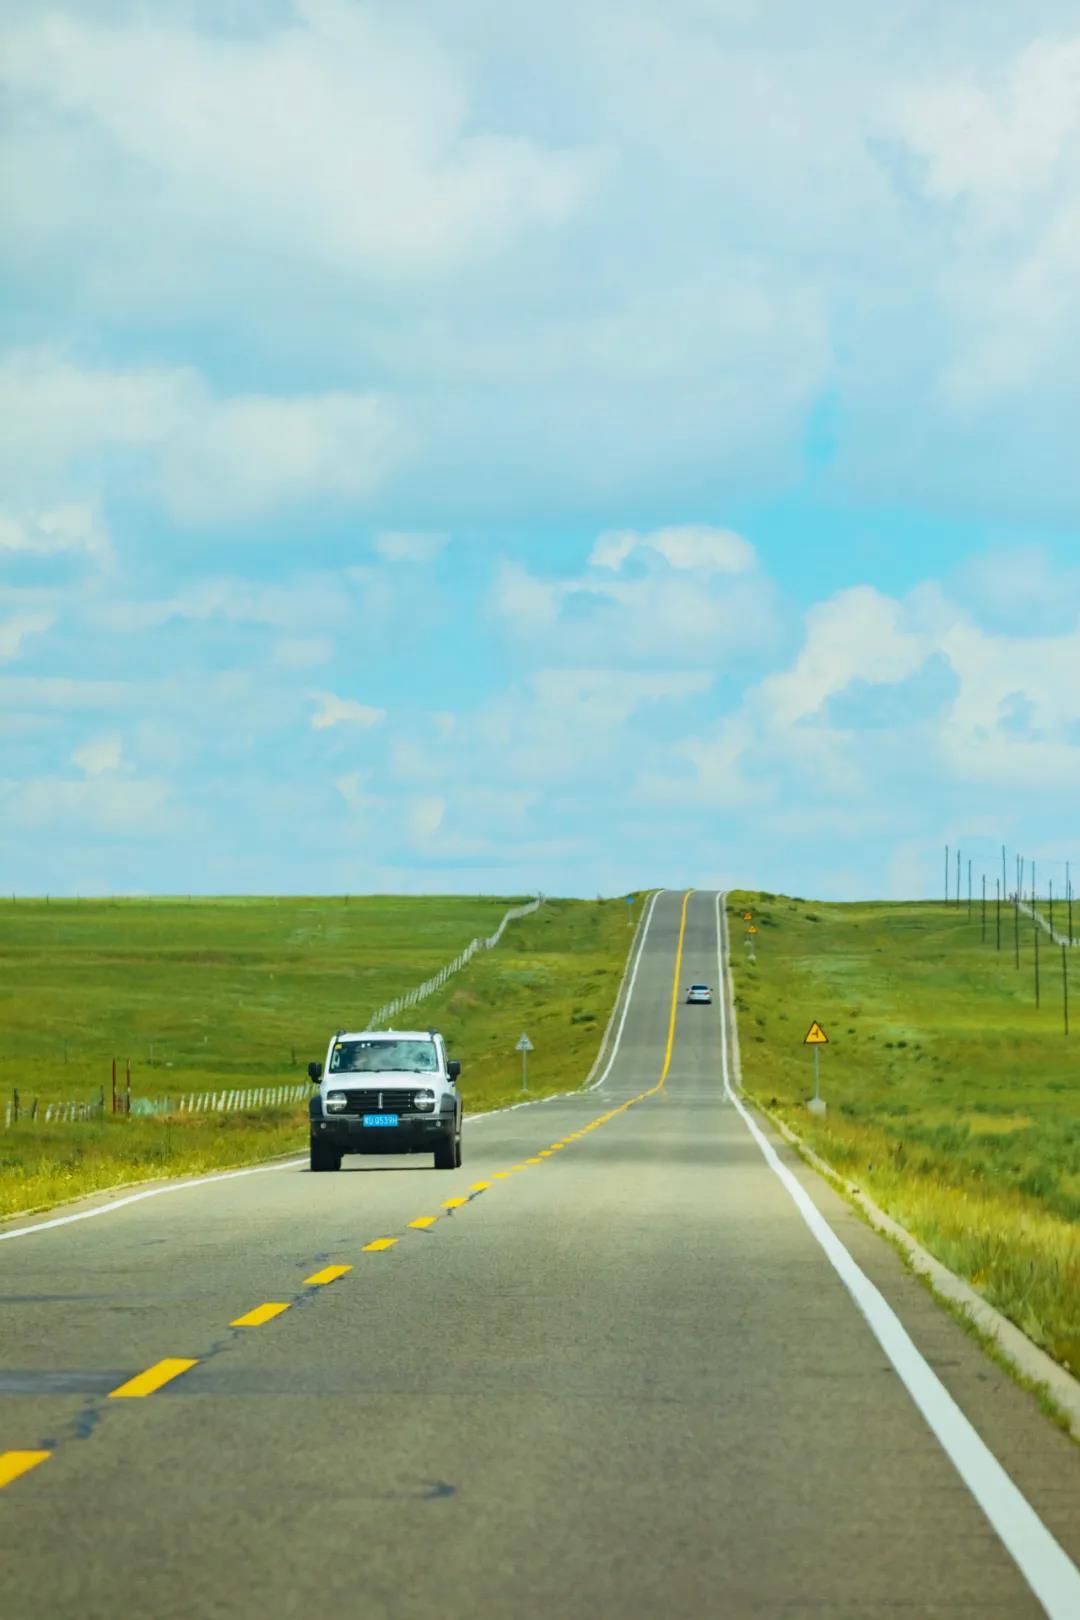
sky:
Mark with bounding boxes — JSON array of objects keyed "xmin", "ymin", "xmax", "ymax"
[{"xmin": 3, "ymin": 0, "xmax": 1080, "ymax": 900}]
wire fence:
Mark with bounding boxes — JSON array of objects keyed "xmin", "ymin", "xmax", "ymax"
[
  {"xmin": 4, "ymin": 1082, "xmax": 311, "ymax": 1128},
  {"xmin": 362, "ymin": 894, "xmax": 544, "ymax": 1030}
]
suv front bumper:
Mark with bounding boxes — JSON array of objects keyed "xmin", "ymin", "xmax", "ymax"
[{"xmin": 312, "ymin": 1113, "xmax": 456, "ymax": 1155}]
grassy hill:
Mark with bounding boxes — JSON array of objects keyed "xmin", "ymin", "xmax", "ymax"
[
  {"xmin": 0, "ymin": 894, "xmax": 636, "ymax": 1216},
  {"xmin": 728, "ymin": 891, "xmax": 1080, "ymax": 1376}
]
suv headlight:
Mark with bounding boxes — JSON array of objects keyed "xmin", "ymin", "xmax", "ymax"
[
  {"xmin": 413, "ymin": 1089, "xmax": 436, "ymax": 1112},
  {"xmin": 325, "ymin": 1090, "xmax": 348, "ymax": 1112}
]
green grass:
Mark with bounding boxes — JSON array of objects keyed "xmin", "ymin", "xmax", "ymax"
[
  {"xmin": 729, "ymin": 891, "xmax": 1080, "ymax": 1375},
  {"xmin": 0, "ymin": 894, "xmax": 520, "ymax": 1108},
  {"xmin": 0, "ymin": 895, "xmax": 635, "ymax": 1216}
]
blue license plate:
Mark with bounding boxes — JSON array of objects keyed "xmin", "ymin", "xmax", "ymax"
[{"xmin": 363, "ymin": 1113, "xmax": 398, "ymax": 1127}]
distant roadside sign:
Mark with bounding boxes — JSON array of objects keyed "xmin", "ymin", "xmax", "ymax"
[
  {"xmin": 516, "ymin": 1032, "xmax": 533, "ymax": 1094},
  {"xmin": 743, "ymin": 912, "xmax": 753, "ymax": 922},
  {"xmin": 804, "ymin": 1022, "xmax": 829, "ymax": 1045},
  {"xmin": 748, "ymin": 925, "xmax": 758, "ymax": 936}
]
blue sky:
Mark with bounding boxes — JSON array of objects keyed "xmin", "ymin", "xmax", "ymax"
[{"xmin": 3, "ymin": 0, "xmax": 1080, "ymax": 899}]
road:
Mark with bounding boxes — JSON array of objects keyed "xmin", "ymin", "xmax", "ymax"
[{"xmin": 3, "ymin": 890, "xmax": 1080, "ymax": 1618}]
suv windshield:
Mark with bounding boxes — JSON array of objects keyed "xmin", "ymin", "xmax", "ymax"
[{"xmin": 329, "ymin": 1038, "xmax": 437, "ymax": 1075}]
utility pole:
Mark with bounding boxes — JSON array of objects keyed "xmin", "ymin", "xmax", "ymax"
[
  {"xmin": 981, "ymin": 874, "xmax": 987, "ymax": 943},
  {"xmin": 1070, "ymin": 864, "xmax": 1074, "ymax": 947},
  {"xmin": 945, "ymin": 845, "xmax": 950, "ymax": 905},
  {"xmin": 1063, "ymin": 945, "xmax": 1070, "ymax": 1038},
  {"xmin": 995, "ymin": 878, "xmax": 1001, "ymax": 952}
]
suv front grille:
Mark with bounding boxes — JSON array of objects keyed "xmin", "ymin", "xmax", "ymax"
[{"xmin": 341, "ymin": 1088, "xmax": 425, "ymax": 1114}]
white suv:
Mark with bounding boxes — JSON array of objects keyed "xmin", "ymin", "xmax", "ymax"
[{"xmin": 308, "ymin": 1028, "xmax": 463, "ymax": 1173}]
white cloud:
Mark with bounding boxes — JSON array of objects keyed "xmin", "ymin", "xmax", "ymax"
[
  {"xmin": 374, "ymin": 531, "xmax": 449, "ymax": 564},
  {"xmin": 0, "ymin": 351, "xmax": 404, "ymax": 523},
  {"xmin": 758, "ymin": 586, "xmax": 932, "ymax": 729},
  {"xmin": 0, "ymin": 610, "xmax": 54, "ymax": 662},
  {"xmin": 408, "ymin": 795, "xmax": 446, "ymax": 844},
  {"xmin": 72, "ymin": 734, "xmax": 123, "ymax": 777},
  {"xmin": 0, "ymin": 504, "xmax": 112, "ymax": 565},
  {"xmin": 0, "ymin": 676, "xmax": 134, "ymax": 711},
  {"xmin": 885, "ymin": 35, "xmax": 1080, "ymax": 413},
  {"xmin": 0, "ymin": 775, "xmax": 174, "ymax": 836},
  {"xmin": 590, "ymin": 526, "xmax": 755, "ymax": 575},
  {"xmin": 92, "ymin": 572, "xmax": 356, "ymax": 635},
  {"xmin": 310, "ymin": 691, "xmax": 386, "ymax": 731},
  {"xmin": 2, "ymin": 2, "xmax": 597, "ymax": 291},
  {"xmin": 274, "ymin": 636, "xmax": 332, "ymax": 671},
  {"xmin": 334, "ymin": 770, "xmax": 379, "ymax": 818},
  {"xmin": 492, "ymin": 527, "xmax": 774, "ymax": 664},
  {"xmin": 891, "ymin": 38, "xmax": 1080, "ymax": 220}
]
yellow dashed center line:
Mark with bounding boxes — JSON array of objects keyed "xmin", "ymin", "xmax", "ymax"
[
  {"xmin": 232, "ymin": 1302, "xmax": 290, "ymax": 1327},
  {"xmin": 363, "ymin": 1238, "xmax": 398, "ymax": 1251},
  {"xmin": 526, "ymin": 1156, "xmax": 543, "ymax": 1164},
  {"xmin": 109, "ymin": 1358, "xmax": 198, "ymax": 1399},
  {"xmin": 492, "ymin": 1171, "xmax": 511, "ymax": 1180},
  {"xmin": 0, "ymin": 1450, "xmax": 50, "ymax": 1490},
  {"xmin": 304, "ymin": 1264, "xmax": 352, "ymax": 1286},
  {"xmin": 443, "ymin": 1196, "xmax": 468, "ymax": 1209},
  {"xmin": 469, "ymin": 1180, "xmax": 490, "ymax": 1191},
  {"xmin": 409, "ymin": 1216, "xmax": 438, "ymax": 1229}
]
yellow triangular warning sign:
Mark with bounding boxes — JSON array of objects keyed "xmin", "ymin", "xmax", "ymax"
[
  {"xmin": 742, "ymin": 912, "xmax": 753, "ymax": 922},
  {"xmin": 804, "ymin": 1022, "xmax": 829, "ymax": 1045},
  {"xmin": 748, "ymin": 924, "xmax": 758, "ymax": 935}
]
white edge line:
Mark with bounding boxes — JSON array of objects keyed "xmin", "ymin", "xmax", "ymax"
[
  {"xmin": 581, "ymin": 889, "xmax": 659, "ymax": 1089},
  {"xmin": 0, "ymin": 1157, "xmax": 308, "ymax": 1243},
  {"xmin": 0, "ymin": 893, "xmax": 664, "ymax": 1243},
  {"xmin": 714, "ymin": 890, "xmax": 1080, "ymax": 1620},
  {"xmin": 586, "ymin": 887, "xmax": 659, "ymax": 1090}
]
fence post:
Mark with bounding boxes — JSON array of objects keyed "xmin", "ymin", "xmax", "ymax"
[
  {"xmin": 112, "ymin": 1057, "xmax": 117, "ymax": 1115},
  {"xmin": 125, "ymin": 1060, "xmax": 131, "ymax": 1116},
  {"xmin": 1035, "ymin": 918, "xmax": 1041, "ymax": 1009}
]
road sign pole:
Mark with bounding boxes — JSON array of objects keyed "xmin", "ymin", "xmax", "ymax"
[
  {"xmin": 516, "ymin": 1032, "xmax": 533, "ymax": 1092},
  {"xmin": 804, "ymin": 1022, "xmax": 828, "ymax": 1116}
]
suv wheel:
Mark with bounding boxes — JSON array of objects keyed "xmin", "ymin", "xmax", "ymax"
[
  {"xmin": 310, "ymin": 1137, "xmax": 341, "ymax": 1173},
  {"xmin": 433, "ymin": 1126, "xmax": 461, "ymax": 1170}
]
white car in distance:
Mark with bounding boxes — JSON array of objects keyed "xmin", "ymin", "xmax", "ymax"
[{"xmin": 685, "ymin": 984, "xmax": 712, "ymax": 1005}]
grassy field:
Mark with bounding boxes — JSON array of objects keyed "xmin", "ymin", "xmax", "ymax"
[
  {"xmin": 728, "ymin": 891, "xmax": 1080, "ymax": 1376},
  {"xmin": 0, "ymin": 895, "xmax": 635, "ymax": 1216}
]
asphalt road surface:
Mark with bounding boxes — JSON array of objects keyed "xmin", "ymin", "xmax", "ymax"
[{"xmin": 3, "ymin": 890, "xmax": 1080, "ymax": 1619}]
